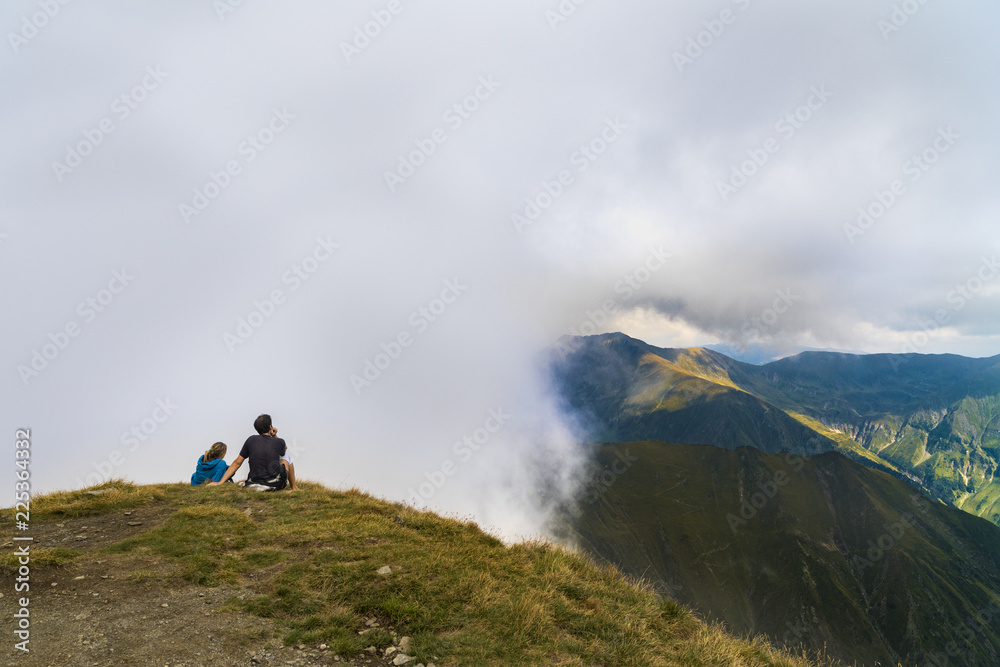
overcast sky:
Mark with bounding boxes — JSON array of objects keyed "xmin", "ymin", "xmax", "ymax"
[{"xmin": 3, "ymin": 1, "xmax": 999, "ymax": 537}]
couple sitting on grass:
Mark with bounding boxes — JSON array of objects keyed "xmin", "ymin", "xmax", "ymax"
[{"xmin": 190, "ymin": 413, "xmax": 297, "ymax": 491}]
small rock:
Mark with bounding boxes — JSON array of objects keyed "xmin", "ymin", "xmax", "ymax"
[
  {"xmin": 365, "ymin": 646, "xmax": 377, "ymax": 654},
  {"xmin": 393, "ymin": 654, "xmax": 413, "ymax": 666},
  {"xmin": 319, "ymin": 644, "xmax": 328, "ymax": 650},
  {"xmin": 51, "ymin": 582, "xmax": 58, "ymax": 587},
  {"xmin": 385, "ymin": 646, "xmax": 398, "ymax": 657},
  {"xmin": 161, "ymin": 603, "xmax": 169, "ymax": 608},
  {"xmin": 399, "ymin": 637, "xmax": 412, "ymax": 654},
  {"xmin": 297, "ymin": 644, "xmax": 305, "ymax": 650},
  {"xmin": 124, "ymin": 511, "xmax": 132, "ymax": 516},
  {"xmin": 377, "ymin": 565, "xmax": 392, "ymax": 575},
  {"xmin": 128, "ymin": 522, "xmax": 143, "ymax": 526},
  {"xmin": 74, "ymin": 576, "xmax": 86, "ymax": 581}
]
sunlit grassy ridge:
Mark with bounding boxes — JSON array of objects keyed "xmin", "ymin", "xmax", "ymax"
[
  {"xmin": 625, "ymin": 354, "xmax": 735, "ymax": 414},
  {"xmin": 6, "ymin": 480, "xmax": 826, "ymax": 667}
]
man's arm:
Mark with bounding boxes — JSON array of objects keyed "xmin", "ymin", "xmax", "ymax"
[{"xmin": 208, "ymin": 455, "xmax": 245, "ymax": 486}]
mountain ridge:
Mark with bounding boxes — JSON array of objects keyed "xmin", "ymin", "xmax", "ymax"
[{"xmin": 551, "ymin": 332, "xmax": 1000, "ymax": 526}]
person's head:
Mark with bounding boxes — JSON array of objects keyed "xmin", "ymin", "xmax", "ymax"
[
  {"xmin": 204, "ymin": 442, "xmax": 227, "ymax": 462},
  {"xmin": 254, "ymin": 414, "xmax": 272, "ymax": 435}
]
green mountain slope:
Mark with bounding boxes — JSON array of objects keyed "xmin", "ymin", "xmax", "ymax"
[
  {"xmin": 556, "ymin": 441, "xmax": 1000, "ymax": 667},
  {"xmin": 552, "ymin": 335, "xmax": 837, "ymax": 456},
  {"xmin": 552, "ymin": 333, "xmax": 1000, "ymax": 525}
]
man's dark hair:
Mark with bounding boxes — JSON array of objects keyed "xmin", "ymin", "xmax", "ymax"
[{"xmin": 254, "ymin": 414, "xmax": 272, "ymax": 435}]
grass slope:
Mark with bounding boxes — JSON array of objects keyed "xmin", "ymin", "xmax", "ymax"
[
  {"xmin": 557, "ymin": 442, "xmax": 1000, "ymax": 667},
  {"xmin": 2, "ymin": 480, "xmax": 828, "ymax": 667}
]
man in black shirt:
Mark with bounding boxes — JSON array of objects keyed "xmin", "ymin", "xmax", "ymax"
[{"xmin": 210, "ymin": 414, "xmax": 295, "ymax": 490}]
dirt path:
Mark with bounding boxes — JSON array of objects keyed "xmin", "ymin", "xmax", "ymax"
[{"xmin": 2, "ymin": 507, "xmax": 423, "ymax": 667}]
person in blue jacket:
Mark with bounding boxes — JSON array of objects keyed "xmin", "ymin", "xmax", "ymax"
[{"xmin": 191, "ymin": 442, "xmax": 230, "ymax": 485}]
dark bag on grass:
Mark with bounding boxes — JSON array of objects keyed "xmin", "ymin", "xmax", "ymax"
[{"xmin": 244, "ymin": 466, "xmax": 287, "ymax": 492}]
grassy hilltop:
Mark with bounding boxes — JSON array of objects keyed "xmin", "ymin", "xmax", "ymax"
[{"xmin": 2, "ymin": 480, "xmax": 829, "ymax": 667}]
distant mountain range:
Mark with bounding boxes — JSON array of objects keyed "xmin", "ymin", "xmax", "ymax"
[
  {"xmin": 552, "ymin": 333, "xmax": 1000, "ymax": 526},
  {"xmin": 704, "ymin": 343, "xmax": 870, "ymax": 366},
  {"xmin": 548, "ymin": 333, "xmax": 1000, "ymax": 665}
]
